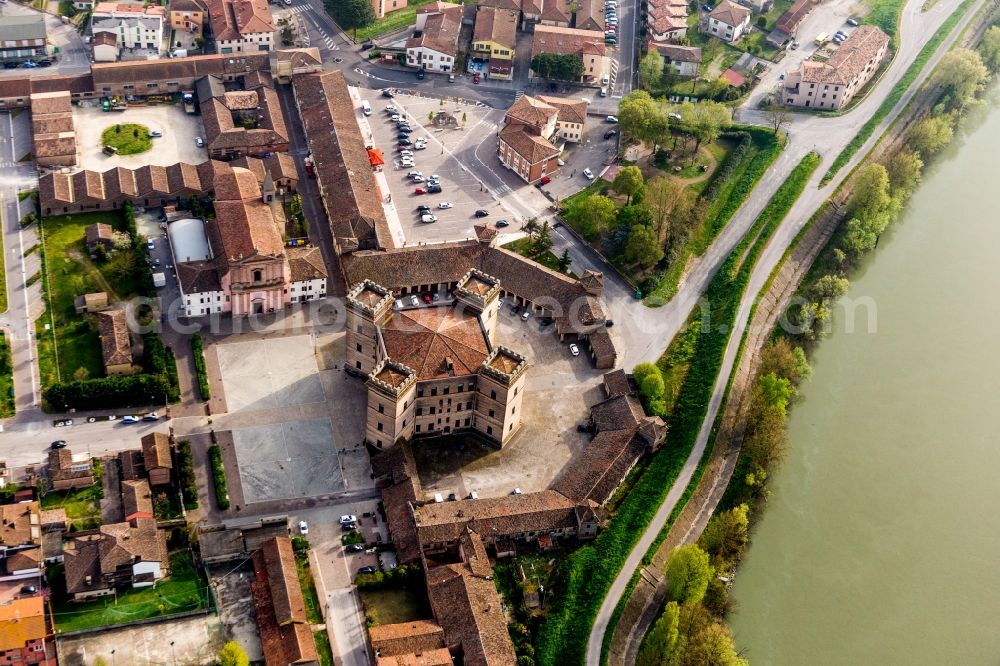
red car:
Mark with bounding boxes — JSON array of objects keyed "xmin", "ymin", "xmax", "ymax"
[
  {"xmin": 423, "ymin": 294, "xmax": 432, "ymax": 304},
  {"xmin": 415, "ymin": 187, "xmax": 427, "ymax": 195},
  {"xmin": 540, "ymin": 175, "xmax": 551, "ymax": 185},
  {"xmin": 473, "ymin": 73, "xmax": 481, "ymax": 84}
]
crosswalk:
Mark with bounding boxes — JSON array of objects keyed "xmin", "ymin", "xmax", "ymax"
[
  {"xmin": 513, "ymin": 90, "xmax": 525, "ymax": 103},
  {"xmin": 288, "ymin": 5, "xmax": 337, "ymax": 50}
]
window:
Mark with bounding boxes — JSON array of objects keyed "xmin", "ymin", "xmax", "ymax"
[
  {"xmin": 490, "ymin": 390, "xmax": 497, "ymax": 400},
  {"xmin": 378, "ymin": 403, "xmax": 384, "ymax": 414},
  {"xmin": 457, "ymin": 385, "xmax": 464, "ymax": 393},
  {"xmin": 416, "ymin": 407, "xmax": 423, "ymax": 416},
  {"xmin": 431, "ymin": 387, "xmax": 437, "ymax": 396},
  {"xmin": 356, "ymin": 343, "xmax": 362, "ymax": 352},
  {"xmin": 356, "ymin": 361, "xmax": 362, "ymax": 369},
  {"xmin": 377, "ymin": 422, "xmax": 383, "ymax": 432},
  {"xmin": 444, "ymin": 386, "xmax": 450, "ymax": 395},
  {"xmin": 489, "ymin": 409, "xmax": 495, "ymax": 417},
  {"xmin": 253, "ymin": 269, "xmax": 262, "ymax": 282},
  {"xmin": 416, "ymin": 424, "xmax": 421, "ymax": 432},
  {"xmin": 466, "ymin": 401, "xmax": 473, "ymax": 410},
  {"xmin": 430, "ymin": 407, "xmax": 436, "ymax": 415},
  {"xmin": 487, "ymin": 426, "xmax": 493, "ymax": 435},
  {"xmin": 357, "ymin": 324, "xmax": 364, "ymax": 333}
]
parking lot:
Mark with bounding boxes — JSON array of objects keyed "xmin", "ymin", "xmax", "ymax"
[
  {"xmin": 358, "ymin": 89, "xmax": 505, "ymax": 243},
  {"xmin": 412, "ymin": 304, "xmax": 607, "ymax": 499},
  {"xmin": 74, "ymin": 104, "xmax": 208, "ymax": 170}
]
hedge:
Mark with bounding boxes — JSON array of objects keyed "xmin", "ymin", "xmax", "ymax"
[
  {"xmin": 143, "ymin": 333, "xmax": 180, "ymax": 403},
  {"xmin": 821, "ymin": 0, "xmax": 975, "ymax": 184},
  {"xmin": 209, "ymin": 445, "xmax": 230, "ymax": 510},
  {"xmin": 535, "ymin": 153, "xmax": 821, "ymax": 666},
  {"xmin": 176, "ymin": 439, "xmax": 198, "ymax": 510},
  {"xmin": 44, "ymin": 374, "xmax": 170, "ymax": 412},
  {"xmin": 191, "ymin": 334, "xmax": 210, "ymax": 401}
]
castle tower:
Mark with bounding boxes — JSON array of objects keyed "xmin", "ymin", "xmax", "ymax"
[
  {"xmin": 474, "ymin": 346, "xmax": 528, "ymax": 446},
  {"xmin": 346, "ymin": 280, "xmax": 393, "ymax": 376},
  {"xmin": 365, "ymin": 360, "xmax": 417, "ymax": 449},
  {"xmin": 453, "ymin": 269, "xmax": 502, "ymax": 345}
]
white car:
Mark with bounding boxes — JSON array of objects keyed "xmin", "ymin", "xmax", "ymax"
[
  {"xmin": 569, "ymin": 343, "xmax": 580, "ymax": 357},
  {"xmin": 400, "ymin": 159, "xmax": 415, "ymax": 167},
  {"xmin": 438, "ymin": 202, "xmax": 453, "ymax": 209},
  {"xmin": 414, "ymin": 143, "xmax": 428, "ymax": 150},
  {"xmin": 339, "ymin": 515, "xmax": 358, "ymax": 525},
  {"xmin": 410, "ymin": 295, "xmax": 419, "ymax": 307},
  {"xmin": 407, "ymin": 170, "xmax": 423, "ymax": 178},
  {"xmin": 412, "ymin": 175, "xmax": 424, "ymax": 183},
  {"xmin": 606, "ymin": 115, "xmax": 619, "ymax": 123},
  {"xmin": 298, "ymin": 520, "xmax": 308, "ymax": 535},
  {"xmin": 583, "ymin": 168, "xmax": 595, "ymax": 180},
  {"xmin": 558, "ymin": 158, "xmax": 566, "ymax": 166},
  {"xmin": 521, "ymin": 310, "xmax": 531, "ymax": 321},
  {"xmin": 602, "ymin": 75, "xmax": 610, "ymax": 86},
  {"xmin": 421, "ymin": 214, "xmax": 438, "ymax": 223}
]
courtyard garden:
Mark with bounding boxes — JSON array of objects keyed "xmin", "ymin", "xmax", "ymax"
[
  {"xmin": 102, "ymin": 124, "xmax": 153, "ymax": 155},
  {"xmin": 39, "ymin": 459, "xmax": 104, "ymax": 531}
]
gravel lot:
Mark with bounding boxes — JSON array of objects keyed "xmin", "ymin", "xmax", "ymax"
[{"xmin": 74, "ymin": 104, "xmax": 208, "ymax": 171}]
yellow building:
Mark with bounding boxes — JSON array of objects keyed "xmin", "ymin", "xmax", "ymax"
[{"xmin": 471, "ymin": 6, "xmax": 518, "ymax": 80}]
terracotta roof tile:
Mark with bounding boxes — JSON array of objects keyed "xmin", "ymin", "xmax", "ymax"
[
  {"xmin": 708, "ymin": 0, "xmax": 751, "ymax": 27},
  {"xmin": 382, "ymin": 306, "xmax": 490, "ymax": 380},
  {"xmin": 97, "ymin": 310, "xmax": 133, "ymax": 367}
]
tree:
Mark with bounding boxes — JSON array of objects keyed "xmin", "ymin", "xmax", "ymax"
[
  {"xmin": 638, "ymin": 365, "xmax": 665, "ymax": 401},
  {"xmin": 633, "ymin": 362, "xmax": 660, "ymax": 388},
  {"xmin": 758, "ymin": 338, "xmax": 810, "ymax": 384},
  {"xmin": 73, "ymin": 367, "xmax": 90, "ymax": 381},
  {"xmin": 848, "ymin": 163, "xmax": 890, "ymax": 219},
  {"xmin": 765, "ymin": 103, "xmax": 792, "ymax": 135},
  {"xmin": 934, "ymin": 48, "xmax": 990, "ymax": 109},
  {"xmin": 978, "ymin": 26, "xmax": 1000, "ymax": 72},
  {"xmin": 813, "ymin": 274, "xmax": 850, "ymax": 301},
  {"xmin": 325, "ymin": 0, "xmax": 375, "ymax": 38},
  {"xmin": 521, "ymin": 218, "xmax": 540, "ymax": 239},
  {"xmin": 680, "ymin": 101, "xmax": 731, "ymax": 153},
  {"xmin": 618, "ymin": 90, "xmax": 668, "ymax": 150},
  {"xmin": 557, "ymin": 248, "xmax": 572, "ymax": 273},
  {"xmin": 682, "ymin": 619, "xmax": 748, "ymax": 666},
  {"xmin": 530, "ymin": 53, "xmax": 584, "ymax": 81},
  {"xmin": 639, "ymin": 49, "xmax": 664, "ymax": 89},
  {"xmin": 699, "ymin": 504, "xmax": 749, "ymax": 564},
  {"xmin": 218, "ymin": 641, "xmax": 250, "ymax": 666},
  {"xmin": 665, "ymin": 544, "xmax": 712, "ymax": 605},
  {"xmin": 755, "ymin": 372, "xmax": 794, "ymax": 418},
  {"xmin": 885, "ymin": 148, "xmax": 923, "ymax": 197},
  {"xmin": 623, "ymin": 224, "xmax": 664, "ymax": 268},
  {"xmin": 907, "ymin": 114, "xmax": 954, "ymax": 157},
  {"xmin": 643, "ymin": 176, "xmax": 702, "ymax": 250},
  {"xmin": 636, "ymin": 601, "xmax": 680, "ymax": 666},
  {"xmin": 533, "ymin": 220, "xmax": 554, "ymax": 256},
  {"xmin": 565, "ymin": 194, "xmax": 616, "ymax": 239},
  {"xmin": 612, "ymin": 165, "xmax": 644, "ymax": 204}
]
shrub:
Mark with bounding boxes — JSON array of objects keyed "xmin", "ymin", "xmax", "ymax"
[
  {"xmin": 143, "ymin": 333, "xmax": 180, "ymax": 403},
  {"xmin": 44, "ymin": 374, "xmax": 170, "ymax": 412},
  {"xmin": 208, "ymin": 445, "xmax": 230, "ymax": 510},
  {"xmin": 176, "ymin": 439, "xmax": 198, "ymax": 509},
  {"xmin": 191, "ymin": 334, "xmax": 210, "ymax": 400},
  {"xmin": 292, "ymin": 536, "xmax": 310, "ymax": 553}
]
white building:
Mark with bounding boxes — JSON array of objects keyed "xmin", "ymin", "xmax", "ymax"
[
  {"xmin": 703, "ymin": 0, "xmax": 752, "ymax": 43},
  {"xmin": 91, "ymin": 3, "xmax": 165, "ymax": 53},
  {"xmin": 652, "ymin": 44, "xmax": 702, "ymax": 78},
  {"xmin": 405, "ymin": 3, "xmax": 462, "ymax": 72}
]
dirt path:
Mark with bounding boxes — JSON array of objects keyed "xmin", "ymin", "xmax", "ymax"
[
  {"xmin": 668, "ymin": 145, "xmax": 718, "ymax": 185},
  {"xmin": 67, "ymin": 249, "xmax": 121, "ymax": 301}
]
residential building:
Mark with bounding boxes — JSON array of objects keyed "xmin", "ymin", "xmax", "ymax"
[
  {"xmin": 30, "ymin": 91, "xmax": 76, "ymax": 168},
  {"xmin": 497, "ymin": 94, "xmax": 586, "ymax": 183},
  {"xmin": 349, "ymin": 271, "xmax": 529, "ymax": 449},
  {"xmin": 646, "ymin": 0, "xmax": 688, "ymax": 42},
  {"xmin": 0, "ymin": 15, "xmax": 48, "ymax": 65},
  {"xmin": 768, "ymin": 0, "xmax": 816, "ymax": 46},
  {"xmin": 47, "ymin": 448, "xmax": 95, "ymax": 491},
  {"xmin": 250, "ymin": 537, "xmax": 318, "ymax": 666},
  {"xmin": 0, "ymin": 501, "xmax": 42, "ymax": 579},
  {"xmin": 703, "ymin": 0, "xmax": 752, "ymax": 43},
  {"xmin": 169, "ymin": 0, "xmax": 208, "ymax": 35},
  {"xmin": 538, "ymin": 0, "xmax": 571, "ymax": 26},
  {"xmin": 371, "ymin": 0, "xmax": 407, "ymax": 20},
  {"xmin": 406, "ymin": 3, "xmax": 462, "ymax": 73},
  {"xmin": 471, "ymin": 6, "xmax": 518, "ymax": 80},
  {"xmin": 62, "ymin": 518, "xmax": 168, "ymax": 599},
  {"xmin": 195, "ymin": 74, "xmax": 289, "ymax": 160},
  {"xmin": 121, "ymin": 479, "xmax": 154, "ymax": 522},
  {"xmin": 530, "ymin": 24, "xmax": 608, "ymax": 82},
  {"xmin": 84, "ymin": 222, "xmax": 114, "ymax": 252},
  {"xmin": 92, "ymin": 31, "xmax": 120, "ymax": 62},
  {"xmin": 369, "ymin": 620, "xmax": 446, "ymax": 662},
  {"xmin": 141, "ymin": 432, "xmax": 173, "ymax": 486},
  {"xmin": 97, "ymin": 310, "xmax": 137, "ymax": 376},
  {"xmin": 574, "ymin": 0, "xmax": 607, "ymax": 31},
  {"xmin": 271, "ymin": 47, "xmax": 322, "ymax": 84},
  {"xmin": 0, "ymin": 597, "xmax": 55, "ymax": 666},
  {"xmin": 74, "ymin": 292, "xmax": 110, "ymax": 314},
  {"xmin": 783, "ymin": 25, "xmax": 889, "ymax": 109},
  {"xmin": 91, "ymin": 3, "xmax": 166, "ymax": 54},
  {"xmin": 651, "ymin": 43, "xmax": 702, "ymax": 78},
  {"xmin": 207, "ymin": 0, "xmax": 275, "ymax": 54}
]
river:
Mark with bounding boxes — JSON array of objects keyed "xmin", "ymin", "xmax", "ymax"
[{"xmin": 728, "ymin": 94, "xmax": 1000, "ymax": 664}]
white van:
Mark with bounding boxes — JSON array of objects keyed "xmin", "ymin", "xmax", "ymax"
[
  {"xmin": 362, "ymin": 100, "xmax": 372, "ymax": 116},
  {"xmin": 434, "ymin": 493, "xmax": 444, "ymax": 503}
]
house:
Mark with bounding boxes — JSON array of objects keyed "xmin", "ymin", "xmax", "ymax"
[
  {"xmin": 91, "ymin": 31, "xmax": 120, "ymax": 62},
  {"xmin": 0, "ymin": 15, "xmax": 47, "ymax": 65},
  {"xmin": 721, "ymin": 68, "xmax": 745, "ymax": 87},
  {"xmin": 141, "ymin": 432, "xmax": 173, "ymax": 486},
  {"xmin": 30, "ymin": 91, "xmax": 76, "ymax": 167},
  {"xmin": 74, "ymin": 291, "xmax": 109, "ymax": 314},
  {"xmin": 195, "ymin": 75, "xmax": 289, "ymax": 160},
  {"xmin": 271, "ymin": 47, "xmax": 322, "ymax": 84},
  {"xmin": 769, "ymin": 0, "xmax": 816, "ymax": 46},
  {"xmin": 0, "ymin": 501, "xmax": 42, "ymax": 579},
  {"xmin": 169, "ymin": 0, "xmax": 208, "ymax": 35},
  {"xmin": 497, "ymin": 94, "xmax": 586, "ymax": 184},
  {"xmin": 472, "ymin": 7, "xmax": 518, "ymax": 80},
  {"xmin": 703, "ymin": 0, "xmax": 752, "ymax": 43},
  {"xmin": 207, "ymin": 0, "xmax": 275, "ymax": 54},
  {"xmin": 651, "ymin": 43, "xmax": 702, "ymax": 78},
  {"xmin": 574, "ymin": 0, "xmax": 607, "ymax": 32},
  {"xmin": 0, "ymin": 597, "xmax": 56, "ymax": 666},
  {"xmin": 369, "ymin": 620, "xmax": 446, "ymax": 661},
  {"xmin": 647, "ymin": 0, "xmax": 688, "ymax": 42},
  {"xmin": 530, "ymin": 24, "xmax": 608, "ymax": 82},
  {"xmin": 783, "ymin": 25, "xmax": 889, "ymax": 110},
  {"xmin": 97, "ymin": 310, "xmax": 137, "ymax": 376},
  {"xmin": 349, "ymin": 272, "xmax": 529, "ymax": 449},
  {"xmin": 406, "ymin": 3, "xmax": 462, "ymax": 73},
  {"xmin": 121, "ymin": 479, "xmax": 154, "ymax": 522},
  {"xmin": 91, "ymin": 3, "xmax": 166, "ymax": 55},
  {"xmin": 370, "ymin": 0, "xmax": 407, "ymax": 20},
  {"xmin": 250, "ymin": 537, "xmax": 318, "ymax": 666},
  {"xmin": 47, "ymin": 448, "xmax": 95, "ymax": 491},
  {"xmin": 63, "ymin": 518, "xmax": 168, "ymax": 599},
  {"xmin": 84, "ymin": 222, "xmax": 114, "ymax": 252}
]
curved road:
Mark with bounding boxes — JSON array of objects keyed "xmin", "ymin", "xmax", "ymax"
[{"xmin": 585, "ymin": 0, "xmax": 985, "ymax": 661}]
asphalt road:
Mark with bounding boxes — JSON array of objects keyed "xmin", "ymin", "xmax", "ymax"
[{"xmin": 584, "ymin": 0, "xmax": 983, "ymax": 661}]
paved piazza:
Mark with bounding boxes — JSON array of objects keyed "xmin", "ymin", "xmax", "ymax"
[
  {"xmin": 233, "ymin": 419, "xmax": 345, "ymax": 503},
  {"xmin": 216, "ymin": 335, "xmax": 324, "ymax": 412}
]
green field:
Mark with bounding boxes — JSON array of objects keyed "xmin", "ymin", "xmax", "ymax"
[
  {"xmin": 51, "ymin": 552, "xmax": 210, "ymax": 632},
  {"xmin": 102, "ymin": 124, "xmax": 152, "ymax": 155}
]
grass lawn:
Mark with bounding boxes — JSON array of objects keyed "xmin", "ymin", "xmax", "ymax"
[
  {"xmin": 40, "ymin": 460, "xmax": 104, "ymax": 530},
  {"xmin": 51, "ymin": 552, "xmax": 210, "ymax": 632},
  {"xmin": 102, "ymin": 124, "xmax": 152, "ymax": 155},
  {"xmin": 294, "ymin": 549, "xmax": 324, "ymax": 624},
  {"xmin": 314, "ymin": 630, "xmax": 334, "ymax": 666},
  {"xmin": 0, "ymin": 332, "xmax": 13, "ymax": 417},
  {"xmin": 36, "ymin": 211, "xmax": 128, "ymax": 388},
  {"xmin": 360, "ymin": 587, "xmax": 433, "ymax": 626},
  {"xmin": 351, "ymin": 0, "xmax": 454, "ymax": 41}
]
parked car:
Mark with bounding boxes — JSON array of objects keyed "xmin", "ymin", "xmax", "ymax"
[
  {"xmin": 473, "ymin": 73, "xmax": 481, "ymax": 84},
  {"xmin": 417, "ymin": 70, "xmax": 425, "ymax": 80},
  {"xmin": 20, "ymin": 585, "xmax": 37, "ymax": 595},
  {"xmin": 389, "ymin": 113, "xmax": 400, "ymax": 121},
  {"xmin": 606, "ymin": 115, "xmax": 619, "ymax": 123},
  {"xmin": 417, "ymin": 205, "xmax": 431, "ymax": 213},
  {"xmin": 399, "ymin": 138, "xmax": 413, "ymax": 146},
  {"xmin": 475, "ymin": 209, "xmax": 490, "ymax": 217},
  {"xmin": 521, "ymin": 310, "xmax": 531, "ymax": 321},
  {"xmin": 361, "ymin": 41, "xmax": 374, "ymax": 50},
  {"xmin": 195, "ymin": 136, "xmax": 204, "ymax": 147},
  {"xmin": 427, "ymin": 184, "xmax": 442, "ymax": 193},
  {"xmin": 495, "ymin": 219, "xmax": 509, "ymax": 228},
  {"xmin": 604, "ymin": 129, "xmax": 618, "ymax": 139},
  {"xmin": 122, "ymin": 415, "xmax": 140, "ymax": 424},
  {"xmin": 411, "ymin": 175, "xmax": 425, "ymax": 183},
  {"xmin": 54, "ymin": 419, "xmax": 73, "ymax": 427},
  {"xmin": 346, "ymin": 543, "xmax": 365, "ymax": 552},
  {"xmin": 438, "ymin": 201, "xmax": 453, "ymax": 209},
  {"xmin": 358, "ymin": 566, "xmax": 378, "ymax": 575},
  {"xmin": 385, "ymin": 105, "xmax": 397, "ymax": 113},
  {"xmin": 382, "ymin": 88, "xmax": 395, "ymax": 97},
  {"xmin": 410, "ymin": 295, "xmax": 420, "ymax": 306},
  {"xmin": 539, "ymin": 175, "xmax": 551, "ymax": 185},
  {"xmin": 50, "ymin": 440, "xmax": 67, "ymax": 449},
  {"xmin": 423, "ymin": 294, "xmax": 432, "ymax": 304},
  {"xmin": 583, "ymin": 168, "xmax": 595, "ymax": 179},
  {"xmin": 150, "ymin": 130, "xmax": 162, "ymax": 138},
  {"xmin": 142, "ymin": 412, "xmax": 160, "ymax": 421},
  {"xmin": 298, "ymin": 520, "xmax": 308, "ymax": 535},
  {"xmin": 512, "ymin": 487, "xmax": 523, "ymax": 495},
  {"xmin": 846, "ymin": 17, "xmax": 859, "ymax": 26},
  {"xmin": 415, "ymin": 187, "xmax": 427, "ymax": 195},
  {"xmin": 790, "ymin": 40, "xmax": 800, "ymax": 49},
  {"xmin": 340, "ymin": 515, "xmax": 358, "ymax": 525},
  {"xmin": 569, "ymin": 343, "xmax": 580, "ymax": 356},
  {"xmin": 421, "ymin": 214, "xmax": 438, "ymax": 223}
]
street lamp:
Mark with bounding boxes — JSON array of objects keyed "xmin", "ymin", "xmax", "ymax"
[{"xmin": 170, "ymin": 640, "xmax": 176, "ymax": 665}]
